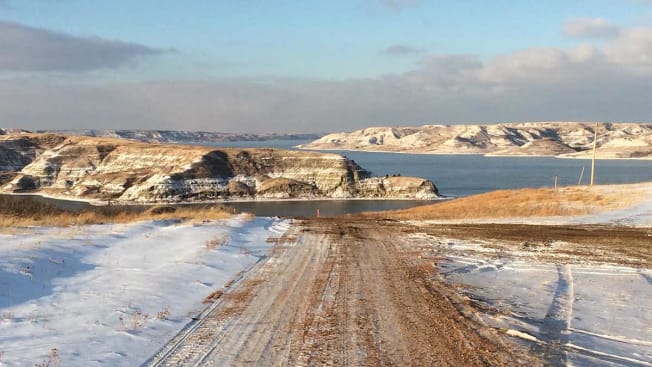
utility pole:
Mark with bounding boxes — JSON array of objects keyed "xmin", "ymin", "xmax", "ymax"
[{"xmin": 590, "ymin": 122, "xmax": 598, "ymax": 186}]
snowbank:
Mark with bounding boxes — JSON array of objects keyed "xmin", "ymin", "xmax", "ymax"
[{"xmin": 0, "ymin": 215, "xmax": 290, "ymax": 366}]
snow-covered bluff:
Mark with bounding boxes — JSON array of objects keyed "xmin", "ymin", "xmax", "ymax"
[
  {"xmin": 300, "ymin": 122, "xmax": 652, "ymax": 159},
  {"xmin": 0, "ymin": 134, "xmax": 439, "ymax": 202}
]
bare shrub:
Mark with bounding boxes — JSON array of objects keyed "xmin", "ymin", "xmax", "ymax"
[
  {"xmin": 34, "ymin": 348, "xmax": 61, "ymax": 367},
  {"xmin": 156, "ymin": 307, "xmax": 171, "ymax": 320},
  {"xmin": 1, "ymin": 312, "xmax": 14, "ymax": 322},
  {"xmin": 205, "ymin": 234, "xmax": 229, "ymax": 250},
  {"xmin": 118, "ymin": 309, "xmax": 149, "ymax": 331}
]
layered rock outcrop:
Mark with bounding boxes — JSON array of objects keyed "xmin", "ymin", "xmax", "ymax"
[
  {"xmin": 300, "ymin": 122, "xmax": 652, "ymax": 159},
  {"xmin": 0, "ymin": 134, "xmax": 438, "ymax": 202}
]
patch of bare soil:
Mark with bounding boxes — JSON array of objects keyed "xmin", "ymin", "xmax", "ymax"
[{"xmin": 415, "ymin": 222, "xmax": 652, "ymax": 266}]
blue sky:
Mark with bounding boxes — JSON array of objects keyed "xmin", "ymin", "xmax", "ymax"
[
  {"xmin": 2, "ymin": 0, "xmax": 647, "ymax": 79},
  {"xmin": 0, "ymin": 0, "xmax": 651, "ymax": 132}
]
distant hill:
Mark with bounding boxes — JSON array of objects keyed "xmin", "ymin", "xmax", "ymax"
[
  {"xmin": 299, "ymin": 122, "xmax": 652, "ymax": 159},
  {"xmin": 29, "ymin": 129, "xmax": 322, "ymax": 144}
]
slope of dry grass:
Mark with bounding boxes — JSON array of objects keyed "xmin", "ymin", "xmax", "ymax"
[
  {"xmin": 0, "ymin": 195, "xmax": 235, "ymax": 227},
  {"xmin": 371, "ymin": 184, "xmax": 648, "ymax": 221}
]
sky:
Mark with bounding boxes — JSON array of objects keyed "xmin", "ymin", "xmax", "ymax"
[{"xmin": 1, "ymin": 0, "xmax": 651, "ymax": 133}]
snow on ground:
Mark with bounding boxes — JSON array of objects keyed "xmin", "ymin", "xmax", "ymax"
[
  {"xmin": 0, "ymin": 215, "xmax": 290, "ymax": 366},
  {"xmin": 437, "ymin": 252, "xmax": 652, "ymax": 366}
]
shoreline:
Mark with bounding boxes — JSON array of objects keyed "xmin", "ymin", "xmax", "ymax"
[{"xmin": 0, "ymin": 191, "xmax": 447, "ymax": 207}]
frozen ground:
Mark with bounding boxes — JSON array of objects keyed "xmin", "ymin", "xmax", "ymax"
[
  {"xmin": 0, "ymin": 215, "xmax": 290, "ymax": 366},
  {"xmin": 427, "ymin": 236, "xmax": 652, "ymax": 367}
]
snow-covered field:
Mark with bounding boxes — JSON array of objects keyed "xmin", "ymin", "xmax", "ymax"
[
  {"xmin": 435, "ymin": 241, "xmax": 652, "ymax": 367},
  {"xmin": 0, "ymin": 215, "xmax": 290, "ymax": 366}
]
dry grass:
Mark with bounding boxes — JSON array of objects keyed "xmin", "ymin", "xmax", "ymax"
[
  {"xmin": 372, "ymin": 185, "xmax": 648, "ymax": 221},
  {"xmin": 0, "ymin": 202, "xmax": 233, "ymax": 228},
  {"xmin": 203, "ymin": 290, "xmax": 224, "ymax": 304},
  {"xmin": 34, "ymin": 349, "xmax": 61, "ymax": 367},
  {"xmin": 118, "ymin": 309, "xmax": 149, "ymax": 332},
  {"xmin": 205, "ymin": 233, "xmax": 230, "ymax": 250},
  {"xmin": 156, "ymin": 307, "xmax": 171, "ymax": 320}
]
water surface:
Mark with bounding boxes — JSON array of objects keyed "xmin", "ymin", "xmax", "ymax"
[{"xmin": 197, "ymin": 139, "xmax": 652, "ymax": 197}]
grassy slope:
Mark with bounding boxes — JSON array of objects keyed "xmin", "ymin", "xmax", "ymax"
[
  {"xmin": 368, "ymin": 183, "xmax": 649, "ymax": 221},
  {"xmin": 0, "ymin": 195, "xmax": 234, "ymax": 227}
]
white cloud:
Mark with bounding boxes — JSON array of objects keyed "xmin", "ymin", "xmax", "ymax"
[
  {"xmin": 1, "ymin": 23, "xmax": 652, "ymax": 132},
  {"xmin": 0, "ymin": 21, "xmax": 167, "ymax": 72},
  {"xmin": 604, "ymin": 27, "xmax": 652, "ymax": 64},
  {"xmin": 563, "ymin": 17, "xmax": 621, "ymax": 38}
]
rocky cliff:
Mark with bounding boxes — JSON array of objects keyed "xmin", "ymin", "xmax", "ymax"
[
  {"xmin": 0, "ymin": 134, "xmax": 438, "ymax": 202},
  {"xmin": 300, "ymin": 122, "xmax": 652, "ymax": 159}
]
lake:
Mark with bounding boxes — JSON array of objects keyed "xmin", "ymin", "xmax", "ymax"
[
  {"xmin": 199, "ymin": 139, "xmax": 652, "ymax": 197},
  {"xmin": 1, "ymin": 194, "xmax": 433, "ymax": 218}
]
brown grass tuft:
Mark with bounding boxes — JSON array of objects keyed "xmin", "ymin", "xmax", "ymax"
[
  {"xmin": 156, "ymin": 307, "xmax": 171, "ymax": 320},
  {"xmin": 369, "ymin": 185, "xmax": 647, "ymax": 221},
  {"xmin": 34, "ymin": 349, "xmax": 61, "ymax": 367},
  {"xmin": 118, "ymin": 309, "xmax": 149, "ymax": 331},
  {"xmin": 205, "ymin": 234, "xmax": 229, "ymax": 250},
  {"xmin": 203, "ymin": 290, "xmax": 224, "ymax": 304}
]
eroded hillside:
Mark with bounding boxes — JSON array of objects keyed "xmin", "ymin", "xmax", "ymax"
[
  {"xmin": 300, "ymin": 122, "xmax": 652, "ymax": 158},
  {"xmin": 0, "ymin": 134, "xmax": 438, "ymax": 202}
]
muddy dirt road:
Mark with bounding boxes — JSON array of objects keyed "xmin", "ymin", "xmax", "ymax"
[
  {"xmin": 146, "ymin": 219, "xmax": 538, "ymax": 366},
  {"xmin": 146, "ymin": 218, "xmax": 651, "ymax": 366}
]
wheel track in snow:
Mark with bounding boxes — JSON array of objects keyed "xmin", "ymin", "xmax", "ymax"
[{"xmin": 533, "ymin": 264, "xmax": 574, "ymax": 367}]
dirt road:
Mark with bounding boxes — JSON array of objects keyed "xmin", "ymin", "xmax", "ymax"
[{"xmin": 146, "ymin": 219, "xmax": 538, "ymax": 366}]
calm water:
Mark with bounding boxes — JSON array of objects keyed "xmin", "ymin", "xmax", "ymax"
[
  {"xmin": 220, "ymin": 200, "xmax": 434, "ymax": 217},
  {"xmin": 1, "ymin": 194, "xmax": 430, "ymax": 218},
  {"xmin": 198, "ymin": 139, "xmax": 652, "ymax": 197}
]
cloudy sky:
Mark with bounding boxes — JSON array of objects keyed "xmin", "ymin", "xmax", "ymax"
[{"xmin": 1, "ymin": 0, "xmax": 651, "ymax": 133}]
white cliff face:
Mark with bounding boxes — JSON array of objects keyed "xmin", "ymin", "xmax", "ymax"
[
  {"xmin": 357, "ymin": 177, "xmax": 439, "ymax": 200},
  {"xmin": 0, "ymin": 134, "xmax": 439, "ymax": 202},
  {"xmin": 300, "ymin": 122, "xmax": 652, "ymax": 159}
]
